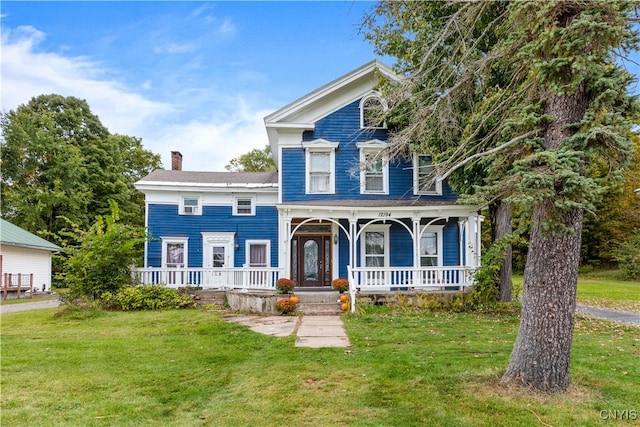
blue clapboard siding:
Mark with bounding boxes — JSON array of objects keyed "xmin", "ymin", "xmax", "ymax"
[
  {"xmin": 282, "ymin": 99, "xmax": 457, "ymax": 202},
  {"xmin": 146, "ymin": 204, "xmax": 279, "ymax": 268}
]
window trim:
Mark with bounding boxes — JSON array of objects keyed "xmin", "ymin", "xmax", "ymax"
[
  {"xmin": 245, "ymin": 240, "xmax": 271, "ymax": 267},
  {"xmin": 419, "ymin": 225, "xmax": 444, "ymax": 267},
  {"xmin": 359, "ymin": 93, "xmax": 387, "ymax": 129},
  {"xmin": 233, "ymin": 196, "xmax": 256, "ymax": 216},
  {"xmin": 360, "ymin": 224, "xmax": 391, "ymax": 268},
  {"xmin": 180, "ymin": 196, "xmax": 202, "ymax": 215},
  {"xmin": 161, "ymin": 237, "xmax": 189, "ymax": 268},
  {"xmin": 413, "ymin": 154, "xmax": 442, "ymax": 195},
  {"xmin": 303, "ymin": 139, "xmax": 338, "ymax": 195},
  {"xmin": 357, "ymin": 140, "xmax": 389, "ymax": 194}
]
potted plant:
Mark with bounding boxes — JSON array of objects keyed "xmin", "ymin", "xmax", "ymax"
[
  {"xmin": 276, "ymin": 278, "xmax": 295, "ymax": 294},
  {"xmin": 331, "ymin": 278, "xmax": 349, "ymax": 293},
  {"xmin": 275, "ymin": 298, "xmax": 297, "ymax": 315}
]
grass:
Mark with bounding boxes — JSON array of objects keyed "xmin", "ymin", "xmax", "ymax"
[
  {"xmin": 512, "ymin": 271, "xmax": 639, "ymax": 312},
  {"xmin": 2, "ymin": 304, "xmax": 639, "ymax": 426}
]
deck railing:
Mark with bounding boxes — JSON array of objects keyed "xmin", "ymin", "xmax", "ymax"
[{"xmin": 130, "ymin": 267, "xmax": 285, "ymax": 291}]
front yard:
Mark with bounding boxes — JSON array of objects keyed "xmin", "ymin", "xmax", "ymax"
[{"xmin": 1, "ymin": 296, "xmax": 638, "ymax": 426}]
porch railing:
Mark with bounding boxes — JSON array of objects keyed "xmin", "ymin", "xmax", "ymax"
[
  {"xmin": 130, "ymin": 267, "xmax": 284, "ymax": 291},
  {"xmin": 347, "ymin": 266, "xmax": 476, "ymax": 313}
]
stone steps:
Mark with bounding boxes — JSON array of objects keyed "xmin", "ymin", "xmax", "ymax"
[{"xmin": 294, "ymin": 291, "xmax": 344, "ymax": 315}]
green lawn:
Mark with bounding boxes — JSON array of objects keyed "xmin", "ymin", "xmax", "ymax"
[
  {"xmin": 2, "ymin": 306, "xmax": 638, "ymax": 426},
  {"xmin": 512, "ymin": 271, "xmax": 639, "ymax": 312}
]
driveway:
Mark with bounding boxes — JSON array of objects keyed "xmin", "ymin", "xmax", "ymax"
[{"xmin": 0, "ymin": 298, "xmax": 61, "ymax": 314}]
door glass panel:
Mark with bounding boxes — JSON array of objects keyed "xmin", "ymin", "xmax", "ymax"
[
  {"xmin": 303, "ymin": 240, "xmax": 318, "ymax": 281},
  {"xmin": 212, "ymin": 246, "xmax": 225, "ymax": 268},
  {"xmin": 324, "ymin": 237, "xmax": 331, "ymax": 286}
]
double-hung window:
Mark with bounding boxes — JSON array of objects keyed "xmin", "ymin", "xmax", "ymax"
[
  {"xmin": 303, "ymin": 139, "xmax": 338, "ymax": 194},
  {"xmin": 419, "ymin": 226, "xmax": 444, "ymax": 266},
  {"xmin": 357, "ymin": 140, "xmax": 389, "ymax": 194},
  {"xmin": 414, "ymin": 154, "xmax": 442, "ymax": 195},
  {"xmin": 361, "ymin": 225, "xmax": 390, "ymax": 267},
  {"xmin": 233, "ymin": 196, "xmax": 255, "ymax": 216},
  {"xmin": 162, "ymin": 237, "xmax": 188, "ymax": 268},
  {"xmin": 246, "ymin": 240, "xmax": 270, "ymax": 267}
]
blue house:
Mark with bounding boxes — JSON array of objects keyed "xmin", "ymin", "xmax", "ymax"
[{"xmin": 134, "ymin": 61, "xmax": 482, "ymax": 294}]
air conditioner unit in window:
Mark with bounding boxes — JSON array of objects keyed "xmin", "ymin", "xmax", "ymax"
[{"xmin": 184, "ymin": 206, "xmax": 197, "ymax": 214}]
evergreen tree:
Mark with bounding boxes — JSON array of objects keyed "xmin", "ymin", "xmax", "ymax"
[{"xmin": 364, "ymin": 0, "xmax": 639, "ymax": 392}]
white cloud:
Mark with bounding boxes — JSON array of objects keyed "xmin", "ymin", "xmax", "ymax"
[
  {"xmin": 1, "ymin": 25, "xmax": 173, "ymax": 141},
  {"xmin": 153, "ymin": 42, "xmax": 198, "ymax": 55},
  {"xmin": 1, "ymin": 24, "xmax": 271, "ymax": 172},
  {"xmin": 154, "ymin": 99, "xmax": 271, "ymax": 171}
]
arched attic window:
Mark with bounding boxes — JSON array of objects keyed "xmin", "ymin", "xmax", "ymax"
[{"xmin": 360, "ymin": 93, "xmax": 387, "ymax": 129}]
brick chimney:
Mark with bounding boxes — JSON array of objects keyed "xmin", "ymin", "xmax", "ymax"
[{"xmin": 171, "ymin": 151, "xmax": 183, "ymax": 171}]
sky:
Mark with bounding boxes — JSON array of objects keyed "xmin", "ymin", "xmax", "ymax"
[
  {"xmin": 2, "ymin": 2, "xmax": 639, "ymax": 172},
  {"xmin": 1, "ymin": 1, "xmax": 385, "ymax": 171}
]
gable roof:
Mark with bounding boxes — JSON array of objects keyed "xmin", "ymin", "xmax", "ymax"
[
  {"xmin": 264, "ymin": 60, "xmax": 400, "ymax": 164},
  {"xmin": 135, "ymin": 169, "xmax": 278, "ymax": 191},
  {"xmin": 0, "ymin": 219, "xmax": 60, "ymax": 252}
]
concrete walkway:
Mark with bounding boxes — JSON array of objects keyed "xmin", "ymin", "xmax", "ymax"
[{"xmin": 226, "ymin": 314, "xmax": 351, "ymax": 348}]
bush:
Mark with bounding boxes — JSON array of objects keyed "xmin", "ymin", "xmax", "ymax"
[
  {"xmin": 275, "ymin": 298, "xmax": 297, "ymax": 314},
  {"xmin": 331, "ymin": 278, "xmax": 349, "ymax": 293},
  {"xmin": 101, "ymin": 285, "xmax": 196, "ymax": 311},
  {"xmin": 60, "ymin": 201, "xmax": 146, "ymax": 300},
  {"xmin": 613, "ymin": 229, "xmax": 640, "ymax": 280},
  {"xmin": 276, "ymin": 278, "xmax": 295, "ymax": 294}
]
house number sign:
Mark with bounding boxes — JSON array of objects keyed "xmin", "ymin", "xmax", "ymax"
[{"xmin": 378, "ymin": 212, "xmax": 392, "ymax": 218}]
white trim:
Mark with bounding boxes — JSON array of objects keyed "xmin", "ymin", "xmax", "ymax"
[
  {"xmin": 359, "ymin": 92, "xmax": 387, "ymax": 129},
  {"xmin": 304, "ymin": 139, "xmax": 338, "ymax": 194},
  {"xmin": 161, "ymin": 237, "xmax": 189, "ymax": 268},
  {"xmin": 419, "ymin": 225, "xmax": 444, "ymax": 266},
  {"xmin": 357, "ymin": 140, "xmax": 389, "ymax": 194},
  {"xmin": 246, "ymin": 240, "xmax": 271, "ymax": 267},
  {"xmin": 413, "ymin": 154, "xmax": 443, "ymax": 195},
  {"xmin": 201, "ymin": 232, "xmax": 235, "ymax": 268},
  {"xmin": 179, "ymin": 196, "xmax": 202, "ymax": 215},
  {"xmin": 360, "ymin": 224, "xmax": 391, "ymax": 268},
  {"xmin": 233, "ymin": 195, "xmax": 256, "ymax": 216}
]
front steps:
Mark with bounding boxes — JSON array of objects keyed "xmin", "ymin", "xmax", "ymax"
[{"xmin": 294, "ymin": 291, "xmax": 343, "ymax": 315}]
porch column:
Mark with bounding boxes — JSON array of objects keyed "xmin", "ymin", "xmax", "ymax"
[
  {"xmin": 279, "ymin": 216, "xmax": 291, "ymax": 277},
  {"xmin": 412, "ymin": 217, "xmax": 421, "ymax": 269},
  {"xmin": 465, "ymin": 214, "xmax": 477, "ymax": 268},
  {"xmin": 458, "ymin": 219, "xmax": 467, "ymax": 266},
  {"xmin": 349, "ymin": 219, "xmax": 358, "ymax": 268}
]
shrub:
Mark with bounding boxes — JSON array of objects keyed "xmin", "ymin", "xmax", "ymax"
[
  {"xmin": 613, "ymin": 229, "xmax": 640, "ymax": 280},
  {"xmin": 275, "ymin": 298, "xmax": 297, "ymax": 314},
  {"xmin": 276, "ymin": 278, "xmax": 295, "ymax": 294},
  {"xmin": 101, "ymin": 285, "xmax": 196, "ymax": 311},
  {"xmin": 331, "ymin": 278, "xmax": 349, "ymax": 293}
]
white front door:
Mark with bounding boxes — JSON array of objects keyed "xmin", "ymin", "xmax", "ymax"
[{"xmin": 202, "ymin": 233, "xmax": 235, "ymax": 287}]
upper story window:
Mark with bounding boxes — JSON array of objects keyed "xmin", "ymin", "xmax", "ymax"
[
  {"xmin": 303, "ymin": 139, "xmax": 339, "ymax": 194},
  {"xmin": 180, "ymin": 196, "xmax": 201, "ymax": 215},
  {"xmin": 414, "ymin": 154, "xmax": 442, "ymax": 195},
  {"xmin": 357, "ymin": 140, "xmax": 389, "ymax": 194},
  {"xmin": 360, "ymin": 93, "xmax": 386, "ymax": 129},
  {"xmin": 233, "ymin": 196, "xmax": 255, "ymax": 216}
]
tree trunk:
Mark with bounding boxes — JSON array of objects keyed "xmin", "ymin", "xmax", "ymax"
[
  {"xmin": 502, "ymin": 83, "xmax": 590, "ymax": 392},
  {"xmin": 490, "ymin": 200, "xmax": 512, "ymax": 302}
]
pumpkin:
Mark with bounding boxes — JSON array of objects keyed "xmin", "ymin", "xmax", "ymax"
[
  {"xmin": 341, "ymin": 303, "xmax": 349, "ymax": 311},
  {"xmin": 289, "ymin": 295, "xmax": 299, "ymax": 304},
  {"xmin": 339, "ymin": 295, "xmax": 349, "ymax": 303}
]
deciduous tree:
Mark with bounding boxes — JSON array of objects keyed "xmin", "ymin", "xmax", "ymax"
[{"xmin": 225, "ymin": 145, "xmax": 276, "ymax": 172}]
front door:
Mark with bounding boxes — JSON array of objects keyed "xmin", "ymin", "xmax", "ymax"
[
  {"xmin": 292, "ymin": 235, "xmax": 331, "ymax": 287},
  {"xmin": 202, "ymin": 233, "xmax": 235, "ymax": 287}
]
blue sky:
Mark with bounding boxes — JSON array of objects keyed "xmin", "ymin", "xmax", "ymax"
[
  {"xmin": 2, "ymin": 1, "xmax": 384, "ymax": 171},
  {"xmin": 2, "ymin": 2, "xmax": 639, "ymax": 171}
]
